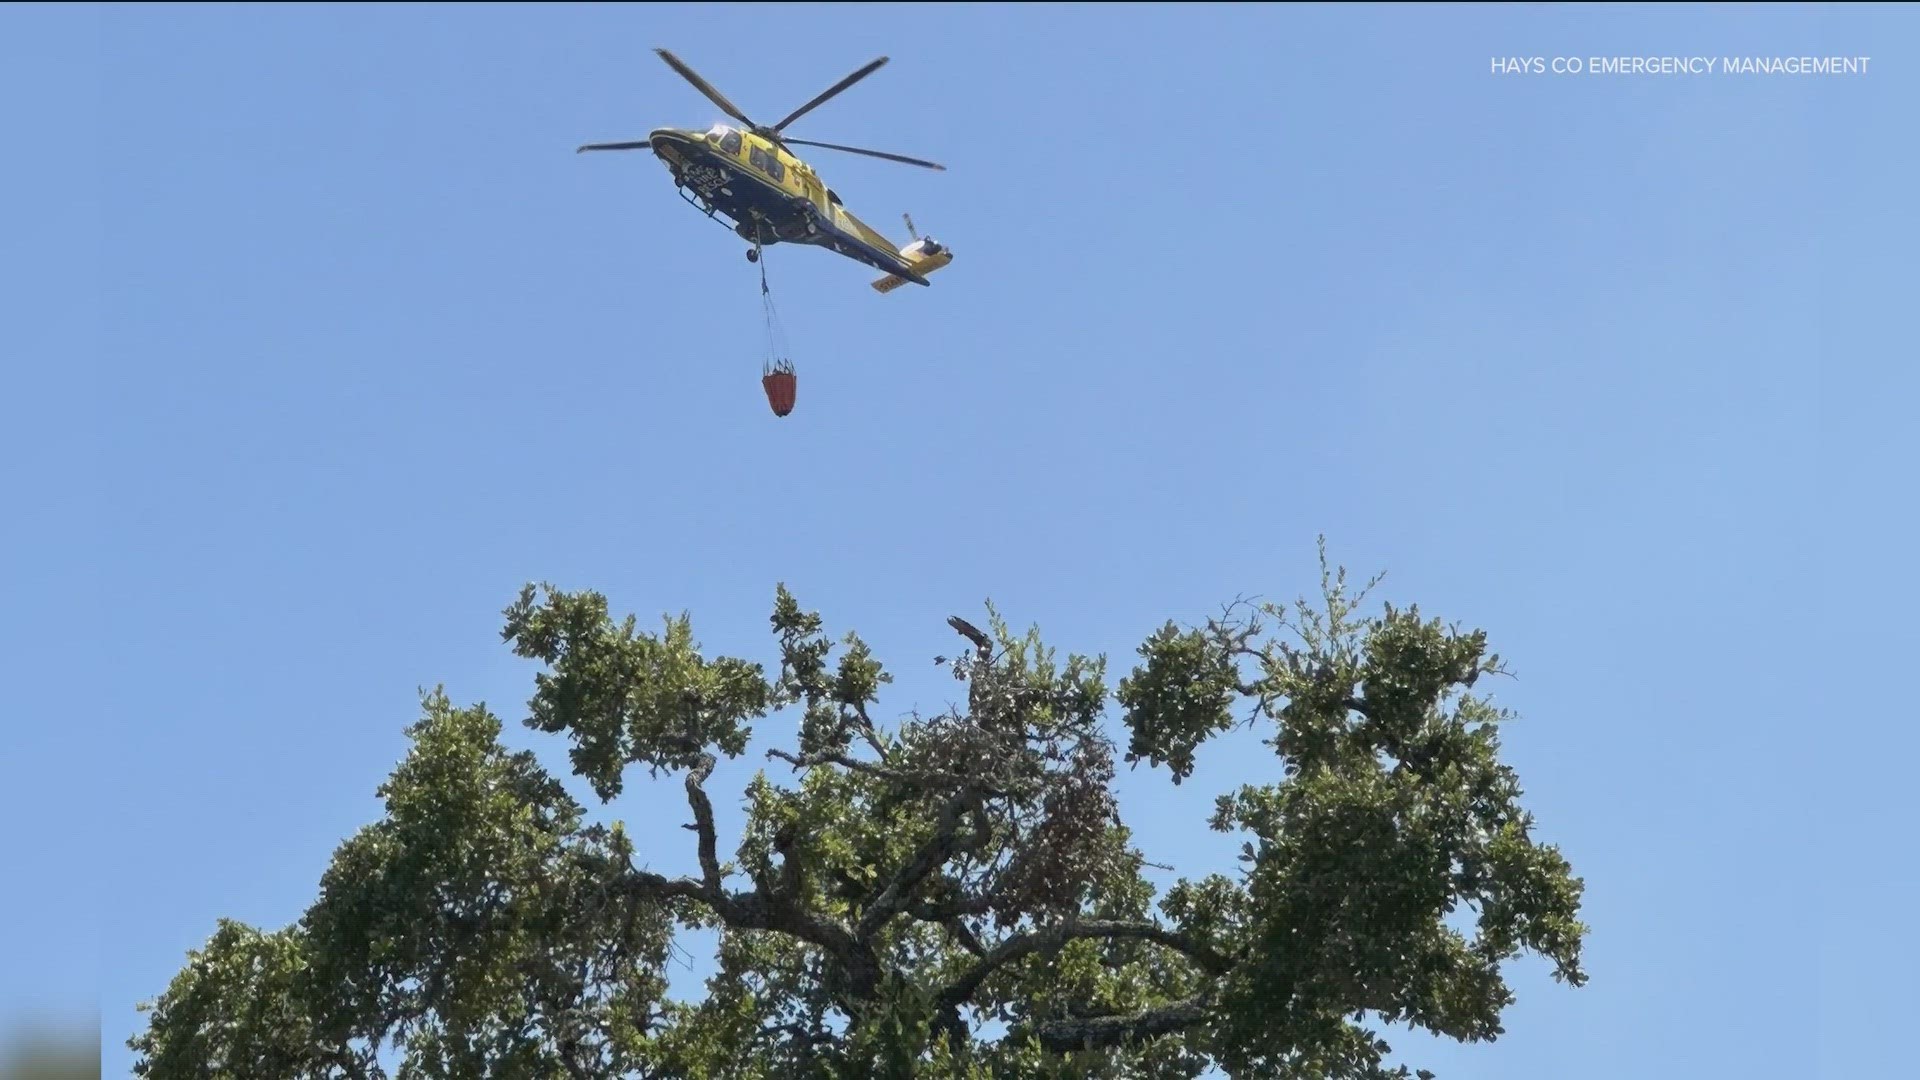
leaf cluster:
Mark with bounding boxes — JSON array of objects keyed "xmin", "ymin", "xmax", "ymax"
[{"xmin": 131, "ymin": 551, "xmax": 1588, "ymax": 1078}]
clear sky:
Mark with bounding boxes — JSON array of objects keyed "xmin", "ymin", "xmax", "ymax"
[{"xmin": 3, "ymin": 3, "xmax": 1912, "ymax": 1077}]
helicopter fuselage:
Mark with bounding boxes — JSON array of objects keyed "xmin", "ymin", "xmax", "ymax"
[{"xmin": 647, "ymin": 125, "xmax": 935, "ymax": 286}]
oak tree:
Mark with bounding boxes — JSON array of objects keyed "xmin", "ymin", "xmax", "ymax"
[{"xmin": 130, "ymin": 557, "xmax": 1588, "ymax": 1078}]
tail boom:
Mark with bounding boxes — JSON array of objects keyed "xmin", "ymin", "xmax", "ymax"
[{"xmin": 872, "ymin": 237, "xmax": 953, "ymax": 294}]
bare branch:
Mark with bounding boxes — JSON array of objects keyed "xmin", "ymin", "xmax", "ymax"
[{"xmin": 685, "ymin": 753, "xmax": 723, "ymax": 894}]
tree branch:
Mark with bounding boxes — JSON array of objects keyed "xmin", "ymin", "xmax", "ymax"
[
  {"xmin": 1024, "ymin": 994, "xmax": 1213, "ymax": 1053},
  {"xmin": 608, "ymin": 748, "xmax": 898, "ymax": 1009},
  {"xmin": 606, "ymin": 868, "xmax": 715, "ymax": 908},
  {"xmin": 943, "ymin": 916, "xmax": 988, "ymax": 958},
  {"xmin": 937, "ymin": 920, "xmax": 1230, "ymax": 1014},
  {"xmin": 684, "ymin": 752, "xmax": 723, "ymax": 894},
  {"xmin": 772, "ymin": 820, "xmax": 805, "ymax": 898},
  {"xmin": 768, "ymin": 747, "xmax": 1005, "ymax": 800},
  {"xmin": 857, "ymin": 788, "xmax": 981, "ymax": 941},
  {"xmin": 908, "ymin": 895, "xmax": 995, "ymax": 923},
  {"xmin": 615, "ymin": 869, "xmax": 884, "ymax": 1005},
  {"xmin": 849, "ymin": 700, "xmax": 891, "ymax": 760},
  {"xmin": 767, "ymin": 747, "xmax": 890, "ymax": 779},
  {"xmin": 760, "ymin": 1021, "xmax": 834, "ymax": 1052}
]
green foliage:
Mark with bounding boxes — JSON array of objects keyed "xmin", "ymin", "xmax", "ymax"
[
  {"xmin": 767, "ymin": 583, "xmax": 894, "ymax": 759},
  {"xmin": 1117, "ymin": 623, "xmax": 1242, "ymax": 784},
  {"xmin": 128, "ymin": 921, "xmax": 331, "ymax": 1078},
  {"xmin": 502, "ymin": 584, "xmax": 772, "ymax": 796},
  {"xmin": 132, "ymin": 553, "xmax": 1588, "ymax": 1079}
]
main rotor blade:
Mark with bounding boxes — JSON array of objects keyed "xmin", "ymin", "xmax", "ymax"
[
  {"xmin": 782, "ymin": 137, "xmax": 946, "ymax": 172},
  {"xmin": 577, "ymin": 141, "xmax": 651, "ymax": 153},
  {"xmin": 655, "ymin": 48, "xmax": 754, "ymax": 128},
  {"xmin": 771, "ymin": 56, "xmax": 889, "ymax": 134}
]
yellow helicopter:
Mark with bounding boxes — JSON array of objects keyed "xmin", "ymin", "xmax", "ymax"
[{"xmin": 579, "ymin": 49, "xmax": 954, "ymax": 293}]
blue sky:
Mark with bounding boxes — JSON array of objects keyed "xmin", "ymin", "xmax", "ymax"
[{"xmin": 4, "ymin": 3, "xmax": 1913, "ymax": 1076}]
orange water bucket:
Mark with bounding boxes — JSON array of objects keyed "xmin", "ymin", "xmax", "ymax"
[{"xmin": 762, "ymin": 369, "xmax": 797, "ymax": 417}]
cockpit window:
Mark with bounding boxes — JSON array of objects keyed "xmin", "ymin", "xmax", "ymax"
[
  {"xmin": 749, "ymin": 144, "xmax": 785, "ymax": 182},
  {"xmin": 716, "ymin": 128, "xmax": 741, "ymax": 155}
]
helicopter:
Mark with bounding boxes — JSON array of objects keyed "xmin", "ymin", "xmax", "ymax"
[{"xmin": 579, "ymin": 49, "xmax": 954, "ymax": 293}]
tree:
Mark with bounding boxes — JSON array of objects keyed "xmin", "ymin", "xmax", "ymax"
[{"xmin": 129, "ymin": 553, "xmax": 1588, "ymax": 1078}]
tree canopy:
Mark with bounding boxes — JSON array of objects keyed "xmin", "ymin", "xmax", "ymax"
[{"xmin": 129, "ymin": 556, "xmax": 1588, "ymax": 1078}]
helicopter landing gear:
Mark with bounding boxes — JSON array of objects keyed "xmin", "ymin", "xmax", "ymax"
[{"xmin": 745, "ymin": 214, "xmax": 768, "ymax": 263}]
